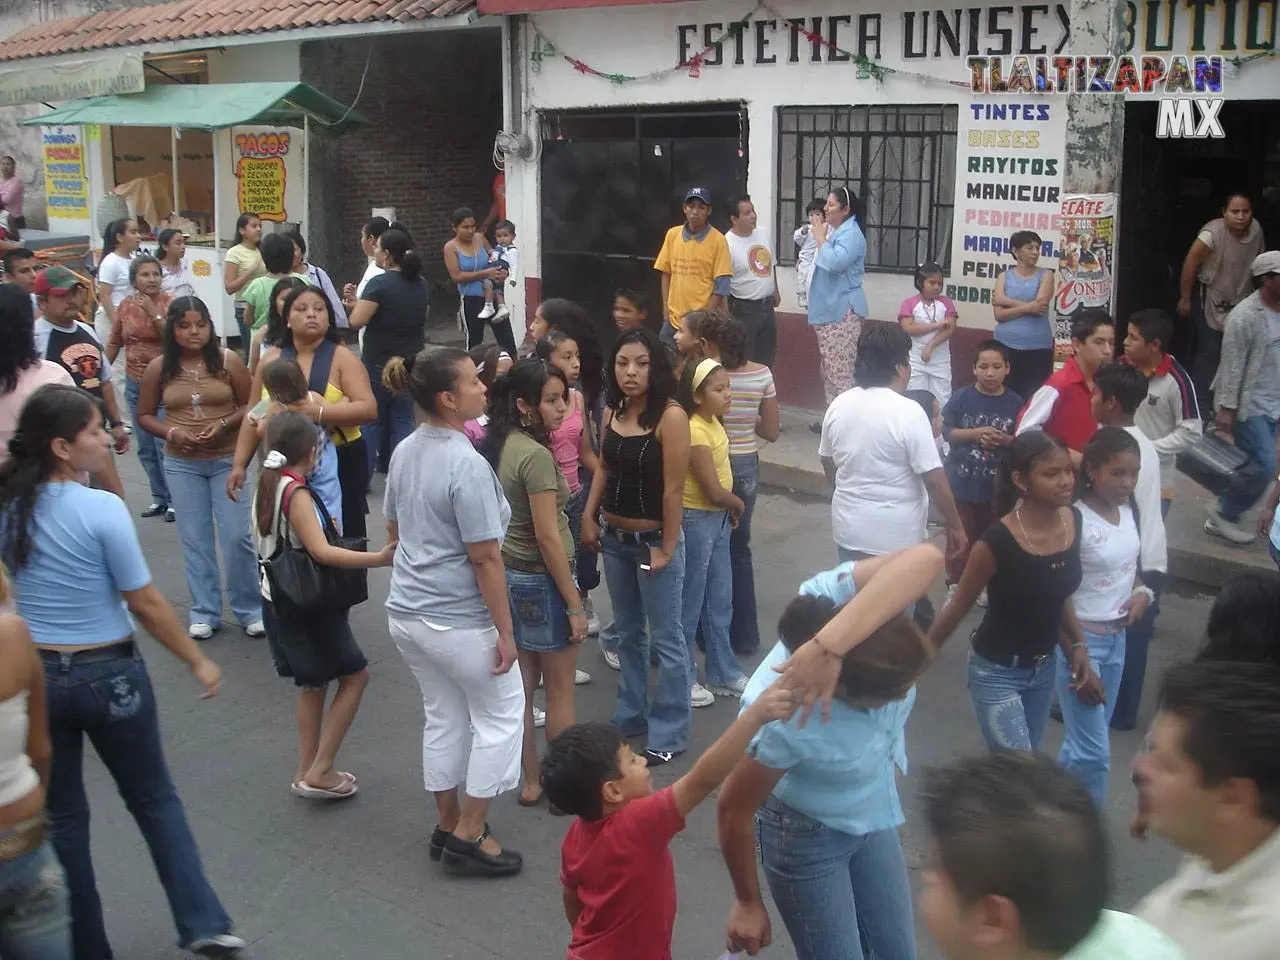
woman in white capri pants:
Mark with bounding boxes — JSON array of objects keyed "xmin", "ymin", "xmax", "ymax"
[{"xmin": 381, "ymin": 345, "xmax": 525, "ymax": 878}]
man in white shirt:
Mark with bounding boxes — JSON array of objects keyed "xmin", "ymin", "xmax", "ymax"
[
  {"xmin": 818, "ymin": 324, "xmax": 967, "ymax": 564},
  {"xmin": 1136, "ymin": 661, "xmax": 1280, "ymax": 960},
  {"xmin": 725, "ymin": 195, "xmax": 780, "ymax": 367}
]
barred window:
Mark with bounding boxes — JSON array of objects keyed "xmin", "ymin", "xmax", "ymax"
[{"xmin": 776, "ymin": 105, "xmax": 958, "ymax": 272}]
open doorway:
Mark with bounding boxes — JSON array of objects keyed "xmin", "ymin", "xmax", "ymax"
[{"xmin": 1116, "ymin": 100, "xmax": 1280, "ymax": 360}]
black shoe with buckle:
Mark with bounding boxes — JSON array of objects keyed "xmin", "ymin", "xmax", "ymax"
[{"xmin": 441, "ymin": 827, "xmax": 523, "ymax": 877}]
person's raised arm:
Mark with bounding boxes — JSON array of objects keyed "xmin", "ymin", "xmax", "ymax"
[
  {"xmin": 719, "ymin": 756, "xmax": 787, "ymax": 956},
  {"xmin": 656, "ymin": 404, "xmax": 691, "ymax": 565},
  {"xmin": 1177, "ymin": 238, "xmax": 1212, "ymax": 317}
]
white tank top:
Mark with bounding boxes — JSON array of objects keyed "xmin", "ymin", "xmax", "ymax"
[{"xmin": 0, "ymin": 690, "xmax": 39, "ymax": 807}]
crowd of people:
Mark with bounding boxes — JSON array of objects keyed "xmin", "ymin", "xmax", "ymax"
[{"xmin": 0, "ymin": 184, "xmax": 1276, "ymax": 960}]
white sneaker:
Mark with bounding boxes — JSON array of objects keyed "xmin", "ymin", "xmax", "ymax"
[
  {"xmin": 244, "ymin": 620, "xmax": 266, "ymax": 638},
  {"xmin": 494, "ymin": 304, "xmax": 510, "ymax": 321},
  {"xmin": 188, "ymin": 623, "xmax": 214, "ymax": 640},
  {"xmin": 188, "ymin": 933, "xmax": 247, "ymax": 957},
  {"xmin": 532, "ymin": 705, "xmax": 546, "ymax": 728},
  {"xmin": 603, "ymin": 650, "xmax": 621, "ymax": 671},
  {"xmin": 708, "ymin": 675, "xmax": 749, "ymax": 698},
  {"xmin": 691, "ymin": 683, "xmax": 716, "ymax": 708},
  {"xmin": 976, "ymin": 588, "xmax": 988, "ymax": 608},
  {"xmin": 477, "ymin": 302, "xmax": 496, "ymax": 320},
  {"xmin": 1205, "ymin": 505, "xmax": 1255, "ymax": 545},
  {"xmin": 575, "ymin": 668, "xmax": 591, "ymax": 685}
]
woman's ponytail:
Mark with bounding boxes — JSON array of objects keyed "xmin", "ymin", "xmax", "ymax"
[{"xmin": 382, "ymin": 355, "xmax": 412, "ymax": 395}]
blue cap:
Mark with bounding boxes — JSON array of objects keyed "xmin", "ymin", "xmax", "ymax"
[{"xmin": 683, "ymin": 186, "xmax": 712, "ymax": 205}]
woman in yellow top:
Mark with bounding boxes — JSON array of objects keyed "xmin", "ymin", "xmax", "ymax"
[
  {"xmin": 678, "ymin": 357, "xmax": 748, "ymax": 707},
  {"xmin": 227, "ymin": 286, "xmax": 376, "ymax": 538},
  {"xmin": 223, "ymin": 212, "xmax": 265, "ymax": 353}
]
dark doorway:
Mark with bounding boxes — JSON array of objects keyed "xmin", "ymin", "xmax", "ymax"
[
  {"xmin": 539, "ymin": 105, "xmax": 748, "ymax": 343},
  {"xmin": 1116, "ymin": 100, "xmax": 1280, "ymax": 360}
]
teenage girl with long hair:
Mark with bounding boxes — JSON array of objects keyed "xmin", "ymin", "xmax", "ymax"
[
  {"xmin": 926, "ymin": 431, "xmax": 1100, "ymax": 752},
  {"xmin": 253, "ymin": 412, "xmax": 394, "ymax": 800},
  {"xmin": 95, "ymin": 217, "xmax": 140, "ymax": 348},
  {"xmin": 480, "ymin": 359, "xmax": 588, "ymax": 809},
  {"xmin": 582, "ymin": 328, "xmax": 691, "ymax": 765}
]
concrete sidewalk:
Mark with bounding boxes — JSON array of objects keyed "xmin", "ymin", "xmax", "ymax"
[{"xmin": 760, "ymin": 405, "xmax": 1276, "ymax": 589}]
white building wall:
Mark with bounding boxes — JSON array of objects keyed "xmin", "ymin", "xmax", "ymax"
[{"xmin": 512, "ymin": 0, "xmax": 1280, "ymax": 328}]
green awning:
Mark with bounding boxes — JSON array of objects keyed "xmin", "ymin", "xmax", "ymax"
[{"xmin": 19, "ymin": 82, "xmax": 369, "ymax": 136}]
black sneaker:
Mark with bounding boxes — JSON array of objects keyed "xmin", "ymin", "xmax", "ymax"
[
  {"xmin": 165, "ymin": 507, "xmax": 176, "ymax": 522},
  {"xmin": 141, "ymin": 502, "xmax": 168, "ymax": 518},
  {"xmin": 644, "ymin": 749, "xmax": 682, "ymax": 767}
]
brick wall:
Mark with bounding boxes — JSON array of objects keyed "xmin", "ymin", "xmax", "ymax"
[{"xmin": 301, "ymin": 28, "xmax": 503, "ymax": 320}]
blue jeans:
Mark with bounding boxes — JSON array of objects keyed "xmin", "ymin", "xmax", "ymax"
[
  {"xmin": 602, "ymin": 533, "xmax": 689, "ymax": 754},
  {"xmin": 1112, "ymin": 567, "xmax": 1164, "ymax": 732},
  {"xmin": 757, "ymin": 796, "xmax": 915, "ymax": 960},
  {"xmin": 0, "ymin": 841, "xmax": 71, "ymax": 960},
  {"xmin": 124, "ymin": 377, "xmax": 169, "ymax": 507},
  {"xmin": 1055, "ymin": 625, "xmax": 1126, "ymax": 805},
  {"xmin": 682, "ymin": 509, "xmax": 744, "ymax": 687},
  {"xmin": 1219, "ymin": 414, "xmax": 1277, "ymax": 522},
  {"xmin": 163, "ymin": 454, "xmax": 262, "ymax": 628},
  {"xmin": 967, "ymin": 649, "xmax": 1056, "ymax": 751},
  {"xmin": 364, "ymin": 360, "xmax": 415, "ymax": 478},
  {"xmin": 728, "ymin": 453, "xmax": 761, "ymax": 654},
  {"xmin": 44, "ymin": 649, "xmax": 233, "ymax": 956}
]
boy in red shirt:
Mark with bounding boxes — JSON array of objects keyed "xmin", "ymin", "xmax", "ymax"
[{"xmin": 542, "ymin": 686, "xmax": 795, "ymax": 960}]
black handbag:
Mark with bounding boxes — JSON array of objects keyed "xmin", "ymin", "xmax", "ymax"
[
  {"xmin": 261, "ymin": 481, "xmax": 368, "ymax": 615},
  {"xmin": 1175, "ymin": 429, "xmax": 1257, "ymax": 498}
]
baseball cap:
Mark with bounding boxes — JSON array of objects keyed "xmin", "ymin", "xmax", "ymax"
[
  {"xmin": 683, "ymin": 186, "xmax": 712, "ymax": 205},
  {"xmin": 1251, "ymin": 251, "xmax": 1280, "ymax": 278},
  {"xmin": 33, "ymin": 265, "xmax": 83, "ymax": 296}
]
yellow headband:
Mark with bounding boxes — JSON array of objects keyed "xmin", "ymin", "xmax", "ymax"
[{"xmin": 691, "ymin": 357, "xmax": 722, "ymax": 392}]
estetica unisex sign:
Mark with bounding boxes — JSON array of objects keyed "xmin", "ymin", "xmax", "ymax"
[{"xmin": 676, "ymin": 0, "xmax": 1279, "ymax": 67}]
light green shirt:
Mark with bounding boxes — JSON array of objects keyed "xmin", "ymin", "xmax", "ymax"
[
  {"xmin": 242, "ymin": 272, "xmax": 310, "ymax": 330},
  {"xmin": 1066, "ymin": 911, "xmax": 1183, "ymax": 959}
]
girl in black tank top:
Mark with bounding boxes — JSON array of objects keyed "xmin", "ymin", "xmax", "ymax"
[
  {"xmin": 582, "ymin": 329, "xmax": 692, "ymax": 764},
  {"xmin": 926, "ymin": 432, "xmax": 1101, "ymax": 753}
]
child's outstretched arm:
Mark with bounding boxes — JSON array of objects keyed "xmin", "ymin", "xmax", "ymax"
[
  {"xmin": 287, "ymin": 490, "xmax": 396, "ymax": 568},
  {"xmin": 670, "ymin": 684, "xmax": 795, "ymax": 818}
]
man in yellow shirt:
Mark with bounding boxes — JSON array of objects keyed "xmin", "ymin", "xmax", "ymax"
[{"xmin": 654, "ymin": 187, "xmax": 732, "ymax": 344}]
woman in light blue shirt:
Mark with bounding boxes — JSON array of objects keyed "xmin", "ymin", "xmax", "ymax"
[
  {"xmin": 716, "ymin": 544, "xmax": 943, "ymax": 960},
  {"xmin": 808, "ymin": 186, "xmax": 870, "ymax": 412}
]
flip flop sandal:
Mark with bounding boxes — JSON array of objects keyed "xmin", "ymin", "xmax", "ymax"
[
  {"xmin": 293, "ymin": 779, "xmax": 359, "ymax": 800},
  {"xmin": 291, "ymin": 772, "xmax": 356, "ymax": 794}
]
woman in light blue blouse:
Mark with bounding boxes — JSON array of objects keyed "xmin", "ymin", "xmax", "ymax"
[
  {"xmin": 808, "ymin": 186, "xmax": 869, "ymax": 420},
  {"xmin": 716, "ymin": 544, "xmax": 943, "ymax": 960}
]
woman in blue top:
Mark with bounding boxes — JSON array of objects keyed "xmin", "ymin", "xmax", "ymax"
[
  {"xmin": 992, "ymin": 229, "xmax": 1056, "ymax": 400},
  {"xmin": 808, "ymin": 186, "xmax": 870, "ymax": 416},
  {"xmin": 716, "ymin": 544, "xmax": 943, "ymax": 960},
  {"xmin": 0, "ymin": 385, "xmax": 243, "ymax": 958},
  {"xmin": 444, "ymin": 207, "xmax": 517, "ymax": 355}
]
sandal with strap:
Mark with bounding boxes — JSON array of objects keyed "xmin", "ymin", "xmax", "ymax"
[{"xmin": 441, "ymin": 826, "xmax": 523, "ymax": 877}]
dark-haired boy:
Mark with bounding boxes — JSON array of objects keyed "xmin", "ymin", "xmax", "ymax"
[
  {"xmin": 1017, "ymin": 309, "xmax": 1115, "ymax": 463},
  {"xmin": 941, "ymin": 339, "xmax": 1023, "ymax": 600},
  {"xmin": 1137, "ymin": 661, "xmax": 1280, "ymax": 959},
  {"xmin": 920, "ymin": 752, "xmax": 1182, "ymax": 959},
  {"xmin": 612, "ymin": 288, "xmax": 649, "ymax": 332},
  {"xmin": 543, "ymin": 685, "xmax": 794, "ymax": 960}
]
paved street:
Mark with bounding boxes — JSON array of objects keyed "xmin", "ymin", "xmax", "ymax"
[{"xmin": 85, "ymin": 448, "xmax": 1206, "ymax": 959}]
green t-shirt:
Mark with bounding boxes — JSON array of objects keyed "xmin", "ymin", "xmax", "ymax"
[
  {"xmin": 496, "ymin": 429, "xmax": 573, "ymax": 569},
  {"xmin": 1065, "ymin": 911, "xmax": 1184, "ymax": 960},
  {"xmin": 242, "ymin": 272, "xmax": 310, "ymax": 330}
]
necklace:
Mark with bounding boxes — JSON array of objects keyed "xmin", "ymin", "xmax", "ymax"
[{"xmin": 1014, "ymin": 503, "xmax": 1068, "ymax": 557}]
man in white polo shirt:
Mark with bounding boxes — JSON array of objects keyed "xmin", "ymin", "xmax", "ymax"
[
  {"xmin": 725, "ymin": 194, "xmax": 780, "ymax": 366},
  {"xmin": 1137, "ymin": 660, "xmax": 1280, "ymax": 960}
]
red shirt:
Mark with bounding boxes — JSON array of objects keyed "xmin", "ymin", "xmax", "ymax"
[
  {"xmin": 1018, "ymin": 355, "xmax": 1098, "ymax": 451},
  {"xmin": 560, "ymin": 787, "xmax": 686, "ymax": 960}
]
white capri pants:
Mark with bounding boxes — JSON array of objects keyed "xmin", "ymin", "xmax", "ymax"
[{"xmin": 387, "ymin": 616, "xmax": 525, "ymax": 799}]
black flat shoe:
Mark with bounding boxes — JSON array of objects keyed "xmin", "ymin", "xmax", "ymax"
[
  {"xmin": 441, "ymin": 827, "xmax": 523, "ymax": 877},
  {"xmin": 428, "ymin": 825, "xmax": 450, "ymax": 862}
]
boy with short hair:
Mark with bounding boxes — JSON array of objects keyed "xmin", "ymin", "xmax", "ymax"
[
  {"xmin": 612, "ymin": 288, "xmax": 648, "ymax": 331},
  {"xmin": 919, "ymin": 752, "xmax": 1182, "ymax": 960},
  {"xmin": 542, "ymin": 686, "xmax": 795, "ymax": 960},
  {"xmin": 479, "ymin": 218, "xmax": 517, "ymax": 322},
  {"xmin": 941, "ymin": 339, "xmax": 1023, "ymax": 599},
  {"xmin": 1137, "ymin": 661, "xmax": 1280, "ymax": 959},
  {"xmin": 1017, "ymin": 309, "xmax": 1115, "ymax": 461}
]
